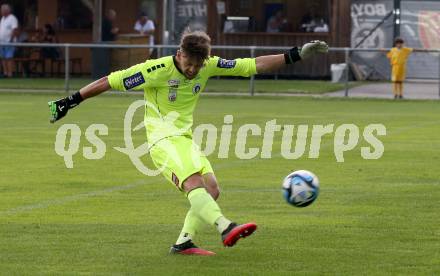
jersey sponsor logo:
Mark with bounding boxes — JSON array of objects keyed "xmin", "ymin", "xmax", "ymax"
[
  {"xmin": 418, "ymin": 11, "xmax": 440, "ymax": 48},
  {"xmin": 168, "ymin": 79, "xmax": 180, "ymax": 87},
  {"xmin": 217, "ymin": 58, "xmax": 236, "ymax": 69},
  {"xmin": 123, "ymin": 72, "xmax": 145, "ymax": 90},
  {"xmin": 168, "ymin": 79, "xmax": 179, "ymax": 102},
  {"xmin": 192, "ymin": 83, "xmax": 201, "ymax": 94}
]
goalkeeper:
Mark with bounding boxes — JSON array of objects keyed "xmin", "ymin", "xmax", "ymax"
[{"xmin": 48, "ymin": 31, "xmax": 328, "ymax": 256}]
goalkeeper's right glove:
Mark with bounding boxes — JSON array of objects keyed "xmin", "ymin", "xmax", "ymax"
[{"xmin": 48, "ymin": 91, "xmax": 83, "ymax": 123}]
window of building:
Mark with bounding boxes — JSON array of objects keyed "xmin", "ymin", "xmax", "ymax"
[
  {"xmin": 225, "ymin": 0, "xmax": 330, "ymax": 33},
  {"xmin": 140, "ymin": 0, "xmax": 157, "ymax": 20},
  {"xmin": 57, "ymin": 0, "xmax": 93, "ymax": 29}
]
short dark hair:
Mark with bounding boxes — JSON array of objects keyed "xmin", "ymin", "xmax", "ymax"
[
  {"xmin": 179, "ymin": 30, "xmax": 211, "ymax": 62},
  {"xmin": 394, "ymin": 37, "xmax": 404, "ymax": 45}
]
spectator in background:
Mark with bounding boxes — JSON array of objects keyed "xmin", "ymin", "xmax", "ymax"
[
  {"xmin": 12, "ymin": 25, "xmax": 27, "ymax": 43},
  {"xmin": 134, "ymin": 12, "xmax": 155, "ymax": 38},
  {"xmin": 30, "ymin": 28, "xmax": 43, "ymax": 42},
  {"xmin": 313, "ymin": 19, "xmax": 329, "ymax": 32},
  {"xmin": 300, "ymin": 12, "xmax": 319, "ymax": 32},
  {"xmin": 41, "ymin": 24, "xmax": 59, "ymax": 59},
  {"xmin": 300, "ymin": 3, "xmax": 329, "ymax": 33},
  {"xmin": 266, "ymin": 10, "xmax": 289, "ymax": 33},
  {"xmin": 0, "ymin": 3, "xmax": 18, "ymax": 77},
  {"xmin": 11, "ymin": 26, "xmax": 28, "ymax": 56},
  {"xmin": 102, "ymin": 9, "xmax": 118, "ymax": 42},
  {"xmin": 42, "ymin": 24, "xmax": 57, "ymax": 43},
  {"xmin": 385, "ymin": 37, "xmax": 413, "ymax": 99},
  {"xmin": 300, "ymin": 11, "xmax": 314, "ymax": 32},
  {"xmin": 12, "ymin": 26, "xmax": 31, "ymax": 77},
  {"xmin": 134, "ymin": 12, "xmax": 155, "ymax": 55}
]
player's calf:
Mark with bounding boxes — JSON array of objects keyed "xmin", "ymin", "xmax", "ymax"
[{"xmin": 203, "ymin": 173, "xmax": 220, "ymax": 200}]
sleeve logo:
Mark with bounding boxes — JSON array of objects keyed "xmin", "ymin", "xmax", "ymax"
[
  {"xmin": 217, "ymin": 58, "xmax": 236, "ymax": 69},
  {"xmin": 123, "ymin": 72, "xmax": 145, "ymax": 90}
]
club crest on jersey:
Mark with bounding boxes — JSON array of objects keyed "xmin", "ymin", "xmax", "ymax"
[
  {"xmin": 192, "ymin": 83, "xmax": 201, "ymax": 94},
  {"xmin": 217, "ymin": 58, "xmax": 236, "ymax": 69},
  {"xmin": 123, "ymin": 72, "xmax": 145, "ymax": 90}
]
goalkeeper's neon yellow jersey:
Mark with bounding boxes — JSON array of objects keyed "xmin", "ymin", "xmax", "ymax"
[{"xmin": 108, "ymin": 55, "xmax": 257, "ymax": 145}]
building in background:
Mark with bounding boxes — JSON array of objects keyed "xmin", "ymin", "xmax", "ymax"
[
  {"xmin": 11, "ymin": 0, "xmax": 352, "ymax": 77},
  {"xmin": 8, "ymin": 0, "xmax": 440, "ymax": 79},
  {"xmin": 11, "ymin": 0, "xmax": 161, "ymax": 75}
]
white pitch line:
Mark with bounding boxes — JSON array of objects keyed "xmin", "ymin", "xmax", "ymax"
[{"xmin": 0, "ymin": 179, "xmax": 149, "ymax": 216}]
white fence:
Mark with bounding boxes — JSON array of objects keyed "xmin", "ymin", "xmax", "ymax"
[{"xmin": 1, "ymin": 42, "xmax": 439, "ymax": 98}]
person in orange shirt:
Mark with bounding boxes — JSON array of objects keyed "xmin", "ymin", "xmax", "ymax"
[{"xmin": 386, "ymin": 38, "xmax": 413, "ymax": 99}]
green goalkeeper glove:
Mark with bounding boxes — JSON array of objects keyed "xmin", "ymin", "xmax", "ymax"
[
  {"xmin": 285, "ymin": 40, "xmax": 329, "ymax": 64},
  {"xmin": 48, "ymin": 91, "xmax": 83, "ymax": 123}
]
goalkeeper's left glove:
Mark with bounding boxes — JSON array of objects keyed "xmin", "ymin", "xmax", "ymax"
[
  {"xmin": 48, "ymin": 91, "xmax": 83, "ymax": 123},
  {"xmin": 284, "ymin": 40, "xmax": 329, "ymax": 64}
]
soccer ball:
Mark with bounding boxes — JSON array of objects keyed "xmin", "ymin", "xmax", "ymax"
[{"xmin": 282, "ymin": 170, "xmax": 319, "ymax": 207}]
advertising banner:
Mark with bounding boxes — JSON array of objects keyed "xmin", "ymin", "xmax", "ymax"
[
  {"xmin": 351, "ymin": 0, "xmax": 394, "ymax": 80},
  {"xmin": 401, "ymin": 1, "xmax": 440, "ymax": 79},
  {"xmin": 172, "ymin": 0, "xmax": 208, "ymax": 42},
  {"xmin": 351, "ymin": 0, "xmax": 440, "ymax": 79}
]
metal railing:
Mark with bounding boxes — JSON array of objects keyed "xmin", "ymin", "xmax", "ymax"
[{"xmin": 1, "ymin": 42, "xmax": 439, "ymax": 98}]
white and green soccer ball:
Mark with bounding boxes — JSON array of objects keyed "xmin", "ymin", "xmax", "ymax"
[{"xmin": 282, "ymin": 170, "xmax": 319, "ymax": 207}]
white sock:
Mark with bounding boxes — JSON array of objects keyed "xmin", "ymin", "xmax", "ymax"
[
  {"xmin": 215, "ymin": 216, "xmax": 232, "ymax": 234},
  {"xmin": 175, "ymin": 232, "xmax": 193, "ymax": 245}
]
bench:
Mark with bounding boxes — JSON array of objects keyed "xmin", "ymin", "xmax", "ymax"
[
  {"xmin": 50, "ymin": 58, "xmax": 83, "ymax": 76},
  {"xmin": 13, "ymin": 48, "xmax": 46, "ymax": 77}
]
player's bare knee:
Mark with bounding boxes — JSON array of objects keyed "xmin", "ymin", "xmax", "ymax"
[{"xmin": 183, "ymin": 173, "xmax": 205, "ymax": 193}]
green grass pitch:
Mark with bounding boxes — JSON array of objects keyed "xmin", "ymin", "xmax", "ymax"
[{"xmin": 1, "ymin": 92, "xmax": 439, "ymax": 275}]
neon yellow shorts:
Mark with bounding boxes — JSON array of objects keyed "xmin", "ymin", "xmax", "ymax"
[{"xmin": 149, "ymin": 135, "xmax": 213, "ymax": 190}]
